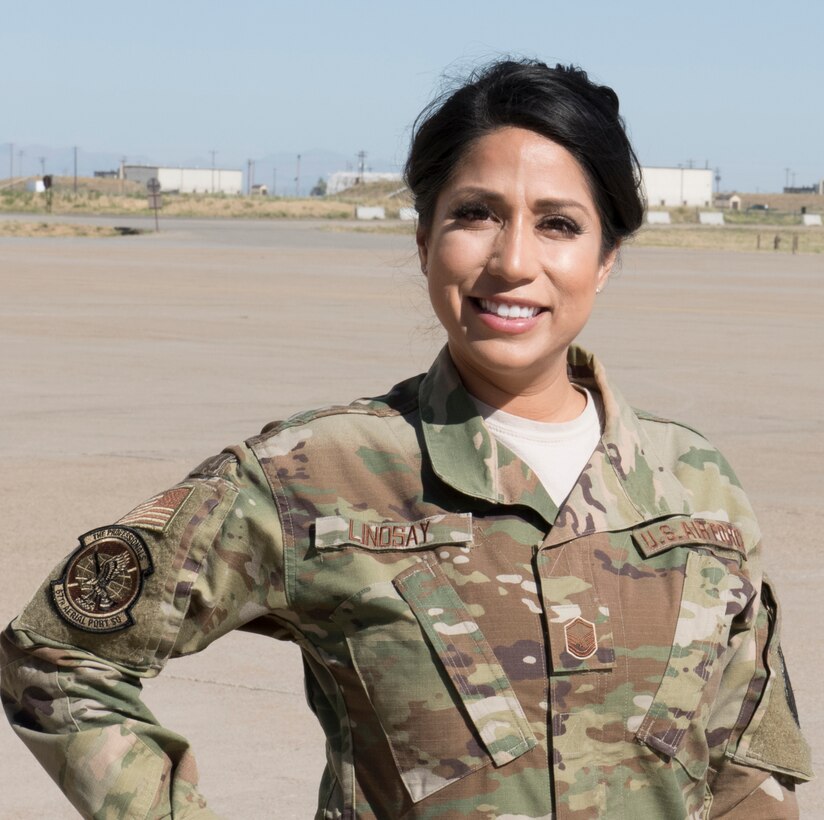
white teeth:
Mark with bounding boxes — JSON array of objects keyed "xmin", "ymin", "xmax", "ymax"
[{"xmin": 479, "ymin": 299, "xmax": 540, "ymax": 319}]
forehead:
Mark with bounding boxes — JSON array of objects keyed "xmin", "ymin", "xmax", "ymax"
[{"xmin": 446, "ymin": 127, "xmax": 593, "ymax": 195}]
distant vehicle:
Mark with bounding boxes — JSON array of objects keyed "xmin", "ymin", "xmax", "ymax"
[{"xmin": 747, "ymin": 203, "xmax": 769, "ymax": 211}]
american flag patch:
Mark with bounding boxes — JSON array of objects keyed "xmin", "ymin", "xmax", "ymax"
[{"xmin": 116, "ymin": 485, "xmax": 194, "ymax": 533}]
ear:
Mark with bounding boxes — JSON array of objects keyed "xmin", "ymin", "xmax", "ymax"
[
  {"xmin": 597, "ymin": 243, "xmax": 620, "ymax": 291},
  {"xmin": 416, "ymin": 225, "xmax": 428, "ymax": 274}
]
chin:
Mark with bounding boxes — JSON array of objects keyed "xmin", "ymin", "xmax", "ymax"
[{"xmin": 462, "ymin": 338, "xmax": 568, "ymax": 379}]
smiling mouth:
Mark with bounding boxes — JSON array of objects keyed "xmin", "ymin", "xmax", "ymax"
[{"xmin": 476, "ymin": 298, "xmax": 545, "ymax": 319}]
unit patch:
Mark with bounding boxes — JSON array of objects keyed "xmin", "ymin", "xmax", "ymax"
[
  {"xmin": 116, "ymin": 485, "xmax": 193, "ymax": 533},
  {"xmin": 51, "ymin": 526, "xmax": 153, "ymax": 633},
  {"xmin": 564, "ymin": 616, "xmax": 598, "ymax": 660}
]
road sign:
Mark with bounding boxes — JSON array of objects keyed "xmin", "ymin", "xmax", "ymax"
[{"xmin": 147, "ymin": 189, "xmax": 162, "ymax": 232}]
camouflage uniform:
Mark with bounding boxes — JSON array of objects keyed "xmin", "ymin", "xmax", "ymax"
[{"xmin": 1, "ymin": 346, "xmax": 812, "ymax": 819}]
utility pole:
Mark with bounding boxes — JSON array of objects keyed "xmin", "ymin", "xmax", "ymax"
[
  {"xmin": 295, "ymin": 154, "xmax": 301, "ymax": 197},
  {"xmin": 73, "ymin": 146, "xmax": 78, "ymax": 194},
  {"xmin": 18, "ymin": 150, "xmax": 24, "ymax": 179},
  {"xmin": 356, "ymin": 150, "xmax": 366, "ymax": 184},
  {"xmin": 210, "ymin": 149, "xmax": 216, "ymax": 193},
  {"xmin": 246, "ymin": 159, "xmax": 256, "ymax": 195},
  {"xmin": 38, "ymin": 156, "xmax": 45, "ymax": 176},
  {"xmin": 8, "ymin": 142, "xmax": 12, "ymax": 179},
  {"xmin": 714, "ymin": 167, "xmax": 721, "ymax": 194},
  {"xmin": 272, "ymin": 167, "xmax": 277, "ymax": 197},
  {"xmin": 784, "ymin": 168, "xmax": 790, "ymax": 190}
]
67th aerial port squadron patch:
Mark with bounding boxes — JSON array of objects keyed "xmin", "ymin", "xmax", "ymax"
[{"xmin": 51, "ymin": 526, "xmax": 153, "ymax": 633}]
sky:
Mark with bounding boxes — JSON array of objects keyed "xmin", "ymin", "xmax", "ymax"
[{"xmin": 2, "ymin": 0, "xmax": 822, "ymax": 194}]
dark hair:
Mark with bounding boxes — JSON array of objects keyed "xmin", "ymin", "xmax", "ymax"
[{"xmin": 405, "ymin": 59, "xmax": 645, "ymax": 254}]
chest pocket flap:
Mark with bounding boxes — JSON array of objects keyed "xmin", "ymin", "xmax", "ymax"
[
  {"xmin": 634, "ymin": 546, "xmax": 751, "ymax": 779},
  {"xmin": 394, "ymin": 557, "xmax": 536, "ymax": 767}
]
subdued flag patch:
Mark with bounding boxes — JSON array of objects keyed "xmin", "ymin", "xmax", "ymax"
[{"xmin": 116, "ymin": 485, "xmax": 194, "ymax": 533}]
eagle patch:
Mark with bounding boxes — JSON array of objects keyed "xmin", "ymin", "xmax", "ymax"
[{"xmin": 51, "ymin": 526, "xmax": 153, "ymax": 633}]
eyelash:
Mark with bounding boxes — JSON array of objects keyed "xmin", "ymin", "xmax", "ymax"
[
  {"xmin": 452, "ymin": 202, "xmax": 493, "ymax": 222},
  {"xmin": 450, "ymin": 202, "xmax": 582, "ymax": 236}
]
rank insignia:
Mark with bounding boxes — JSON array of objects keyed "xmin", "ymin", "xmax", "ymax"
[
  {"xmin": 564, "ymin": 616, "xmax": 598, "ymax": 660},
  {"xmin": 51, "ymin": 526, "xmax": 153, "ymax": 633}
]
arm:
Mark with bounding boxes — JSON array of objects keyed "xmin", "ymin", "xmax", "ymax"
[
  {"xmin": 1, "ymin": 634, "xmax": 214, "ymax": 818},
  {"xmin": 0, "ymin": 445, "xmax": 289, "ymax": 819}
]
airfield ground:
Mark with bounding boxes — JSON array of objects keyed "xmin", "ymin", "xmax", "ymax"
[{"xmin": 0, "ymin": 216, "xmax": 821, "ymax": 817}]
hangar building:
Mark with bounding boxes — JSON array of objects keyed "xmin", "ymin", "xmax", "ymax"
[
  {"xmin": 122, "ymin": 164, "xmax": 243, "ymax": 195},
  {"xmin": 641, "ymin": 167, "xmax": 713, "ymax": 208}
]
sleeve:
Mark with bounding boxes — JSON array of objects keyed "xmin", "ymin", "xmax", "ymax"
[
  {"xmin": 706, "ymin": 559, "xmax": 813, "ymax": 819},
  {"xmin": 0, "ymin": 444, "xmax": 290, "ymax": 819}
]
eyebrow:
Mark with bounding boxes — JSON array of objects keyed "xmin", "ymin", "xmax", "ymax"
[{"xmin": 448, "ymin": 186, "xmax": 591, "ymax": 213}]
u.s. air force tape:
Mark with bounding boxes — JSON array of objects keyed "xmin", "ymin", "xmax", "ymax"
[{"xmin": 51, "ymin": 526, "xmax": 153, "ymax": 633}]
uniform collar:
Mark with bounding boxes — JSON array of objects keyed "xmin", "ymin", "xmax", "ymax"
[{"xmin": 419, "ymin": 346, "xmax": 691, "ymax": 539}]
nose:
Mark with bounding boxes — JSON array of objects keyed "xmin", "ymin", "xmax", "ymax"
[{"xmin": 487, "ymin": 215, "xmax": 538, "ymax": 284}]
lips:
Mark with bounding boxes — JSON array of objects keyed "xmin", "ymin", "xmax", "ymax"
[
  {"xmin": 477, "ymin": 298, "xmax": 544, "ymax": 319},
  {"xmin": 469, "ymin": 296, "xmax": 547, "ymax": 336}
]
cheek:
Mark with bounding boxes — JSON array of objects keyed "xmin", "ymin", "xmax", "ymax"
[
  {"xmin": 551, "ymin": 247, "xmax": 604, "ymax": 295},
  {"xmin": 430, "ymin": 232, "xmax": 489, "ymax": 280}
]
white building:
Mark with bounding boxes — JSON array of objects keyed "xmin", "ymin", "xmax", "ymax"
[
  {"xmin": 641, "ymin": 167, "xmax": 713, "ymax": 208},
  {"xmin": 327, "ymin": 167, "xmax": 715, "ymax": 208},
  {"xmin": 122, "ymin": 164, "xmax": 243, "ymax": 195}
]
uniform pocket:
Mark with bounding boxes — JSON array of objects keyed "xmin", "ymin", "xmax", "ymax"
[
  {"xmin": 332, "ymin": 557, "xmax": 534, "ymax": 803},
  {"xmin": 729, "ymin": 576, "xmax": 813, "ymax": 781},
  {"xmin": 634, "ymin": 549, "xmax": 745, "ymax": 779}
]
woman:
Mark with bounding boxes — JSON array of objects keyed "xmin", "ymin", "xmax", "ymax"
[{"xmin": 1, "ymin": 59, "xmax": 811, "ymax": 818}]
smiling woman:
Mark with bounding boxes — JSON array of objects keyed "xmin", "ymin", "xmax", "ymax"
[
  {"xmin": 419, "ymin": 127, "xmax": 617, "ymax": 419},
  {"xmin": 1, "ymin": 58, "xmax": 812, "ymax": 820}
]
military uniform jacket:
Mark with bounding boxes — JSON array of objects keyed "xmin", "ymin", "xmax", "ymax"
[{"xmin": 1, "ymin": 346, "xmax": 813, "ymax": 819}]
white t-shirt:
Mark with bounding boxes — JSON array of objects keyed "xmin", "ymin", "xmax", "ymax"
[{"xmin": 470, "ymin": 388, "xmax": 603, "ymax": 506}]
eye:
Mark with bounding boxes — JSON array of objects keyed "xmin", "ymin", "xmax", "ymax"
[
  {"xmin": 451, "ymin": 201, "xmax": 496, "ymax": 224},
  {"xmin": 539, "ymin": 215, "xmax": 583, "ymax": 236}
]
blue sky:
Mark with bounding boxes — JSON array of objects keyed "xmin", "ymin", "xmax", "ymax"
[{"xmin": 3, "ymin": 0, "xmax": 822, "ymax": 193}]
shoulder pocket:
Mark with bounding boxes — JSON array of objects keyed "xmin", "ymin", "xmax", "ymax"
[
  {"xmin": 729, "ymin": 576, "xmax": 813, "ymax": 781},
  {"xmin": 17, "ymin": 479, "xmax": 237, "ymax": 672}
]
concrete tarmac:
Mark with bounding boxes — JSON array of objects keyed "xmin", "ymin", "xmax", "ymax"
[{"xmin": 1, "ymin": 216, "xmax": 821, "ymax": 817}]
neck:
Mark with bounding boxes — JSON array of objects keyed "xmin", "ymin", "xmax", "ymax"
[{"xmin": 451, "ymin": 347, "xmax": 585, "ymax": 423}]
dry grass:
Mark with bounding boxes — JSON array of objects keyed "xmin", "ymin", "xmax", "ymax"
[
  {"xmin": 632, "ymin": 224, "xmax": 824, "ymax": 254},
  {"xmin": 328, "ymin": 216, "xmax": 824, "ymax": 254},
  {"xmin": 321, "ymin": 221, "xmax": 416, "ymax": 235},
  {"xmin": 0, "ymin": 178, "xmax": 415, "ymax": 219},
  {"xmin": 2, "ymin": 180, "xmax": 822, "ymax": 253},
  {"xmin": 0, "ymin": 190, "xmax": 367, "ymax": 220},
  {"xmin": 0, "ymin": 221, "xmax": 121, "ymax": 238}
]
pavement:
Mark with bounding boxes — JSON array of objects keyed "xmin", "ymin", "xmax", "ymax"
[{"xmin": 0, "ymin": 215, "xmax": 821, "ymax": 818}]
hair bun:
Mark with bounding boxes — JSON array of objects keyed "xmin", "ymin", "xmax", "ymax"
[
  {"xmin": 596, "ymin": 85, "xmax": 620, "ymax": 117},
  {"xmin": 552, "ymin": 64, "xmax": 619, "ymax": 118}
]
